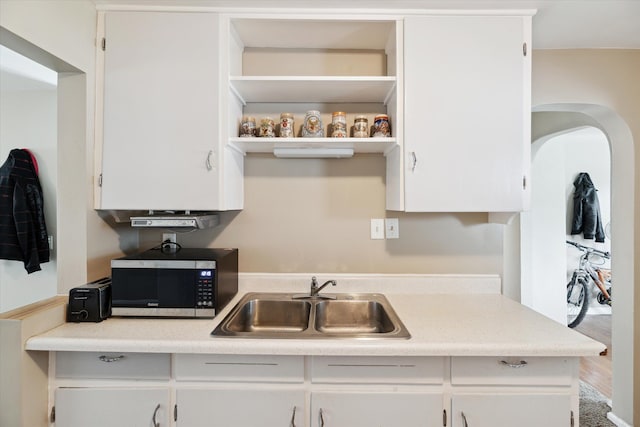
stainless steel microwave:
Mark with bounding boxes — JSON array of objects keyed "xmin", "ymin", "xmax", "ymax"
[{"xmin": 110, "ymin": 248, "xmax": 238, "ymax": 318}]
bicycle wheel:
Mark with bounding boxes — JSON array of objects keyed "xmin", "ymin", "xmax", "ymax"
[{"xmin": 567, "ymin": 277, "xmax": 589, "ymax": 328}]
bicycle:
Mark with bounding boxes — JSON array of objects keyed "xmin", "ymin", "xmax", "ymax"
[{"xmin": 566, "ymin": 240, "xmax": 612, "ymax": 328}]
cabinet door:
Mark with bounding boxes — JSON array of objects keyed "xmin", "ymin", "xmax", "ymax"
[
  {"xmin": 100, "ymin": 12, "xmax": 223, "ymax": 210},
  {"xmin": 176, "ymin": 388, "xmax": 304, "ymax": 427},
  {"xmin": 403, "ymin": 15, "xmax": 531, "ymax": 212},
  {"xmin": 54, "ymin": 387, "xmax": 169, "ymax": 427},
  {"xmin": 451, "ymin": 394, "xmax": 571, "ymax": 427},
  {"xmin": 311, "ymin": 391, "xmax": 443, "ymax": 427}
]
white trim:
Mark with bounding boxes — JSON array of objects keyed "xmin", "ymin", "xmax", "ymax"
[
  {"xmin": 607, "ymin": 411, "xmax": 632, "ymax": 427},
  {"xmin": 95, "ymin": 4, "xmax": 537, "ymax": 17}
]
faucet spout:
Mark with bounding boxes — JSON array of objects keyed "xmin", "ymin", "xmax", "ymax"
[{"xmin": 310, "ymin": 276, "xmax": 337, "ymax": 297}]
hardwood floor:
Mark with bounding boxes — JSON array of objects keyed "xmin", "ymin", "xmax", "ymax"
[{"xmin": 574, "ymin": 314, "xmax": 612, "ymax": 399}]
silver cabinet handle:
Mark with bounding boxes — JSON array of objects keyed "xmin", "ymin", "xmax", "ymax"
[
  {"xmin": 500, "ymin": 359, "xmax": 528, "ymax": 368},
  {"xmin": 290, "ymin": 406, "xmax": 297, "ymax": 427},
  {"xmin": 152, "ymin": 404, "xmax": 160, "ymax": 427},
  {"xmin": 410, "ymin": 151, "xmax": 417, "ymax": 172},
  {"xmin": 319, "ymin": 408, "xmax": 325, "ymax": 427},
  {"xmin": 206, "ymin": 150, "xmax": 213, "ymax": 171},
  {"xmin": 98, "ymin": 355, "xmax": 124, "ymax": 363},
  {"xmin": 461, "ymin": 411, "xmax": 468, "ymax": 427}
]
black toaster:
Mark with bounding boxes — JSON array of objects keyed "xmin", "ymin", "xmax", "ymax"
[{"xmin": 67, "ymin": 277, "xmax": 112, "ymax": 322}]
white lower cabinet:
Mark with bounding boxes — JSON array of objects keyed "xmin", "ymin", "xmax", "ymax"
[
  {"xmin": 311, "ymin": 391, "xmax": 443, "ymax": 427},
  {"xmin": 451, "ymin": 394, "xmax": 572, "ymax": 427},
  {"xmin": 174, "ymin": 354, "xmax": 305, "ymax": 426},
  {"xmin": 310, "ymin": 356, "xmax": 446, "ymax": 427},
  {"xmin": 54, "ymin": 387, "xmax": 170, "ymax": 427},
  {"xmin": 450, "ymin": 357, "xmax": 577, "ymax": 427},
  {"xmin": 49, "ymin": 353, "xmax": 579, "ymax": 427},
  {"xmin": 176, "ymin": 388, "xmax": 304, "ymax": 427}
]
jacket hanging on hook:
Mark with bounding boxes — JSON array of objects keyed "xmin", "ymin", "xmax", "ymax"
[
  {"xmin": 0, "ymin": 149, "xmax": 50, "ymax": 273},
  {"xmin": 570, "ymin": 172, "xmax": 605, "ymax": 243}
]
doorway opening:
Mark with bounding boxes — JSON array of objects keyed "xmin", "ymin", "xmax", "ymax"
[
  {"xmin": 0, "ymin": 44, "xmax": 58, "ymax": 312},
  {"xmin": 516, "ymin": 103, "xmax": 635, "ymax": 426},
  {"xmin": 525, "ymin": 126, "xmax": 612, "ymax": 399}
]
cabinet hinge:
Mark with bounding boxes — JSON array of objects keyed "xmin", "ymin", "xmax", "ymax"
[
  {"xmin": 523, "ymin": 42, "xmax": 527, "ymax": 56},
  {"xmin": 570, "ymin": 410, "xmax": 574, "ymax": 427},
  {"xmin": 443, "ymin": 409, "xmax": 447, "ymax": 426},
  {"xmin": 174, "ymin": 404, "xmax": 178, "ymax": 421},
  {"xmin": 101, "ymin": 37, "xmax": 106, "ymax": 51},
  {"xmin": 98, "ymin": 173, "xmax": 103, "ymax": 187},
  {"xmin": 50, "ymin": 406, "xmax": 55, "ymax": 422}
]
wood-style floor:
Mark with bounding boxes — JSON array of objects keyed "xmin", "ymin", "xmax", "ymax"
[{"xmin": 574, "ymin": 314, "xmax": 612, "ymax": 399}]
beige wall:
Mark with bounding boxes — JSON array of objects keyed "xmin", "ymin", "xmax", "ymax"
[
  {"xmin": 531, "ymin": 49, "xmax": 639, "ymax": 426},
  {"xmin": 140, "ymin": 155, "xmax": 504, "ymax": 274}
]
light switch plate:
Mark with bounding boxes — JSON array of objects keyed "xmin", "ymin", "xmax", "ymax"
[
  {"xmin": 370, "ymin": 219, "xmax": 385, "ymax": 240},
  {"xmin": 385, "ymin": 218, "xmax": 399, "ymax": 239}
]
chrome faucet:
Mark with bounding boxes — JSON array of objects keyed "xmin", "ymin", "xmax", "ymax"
[{"xmin": 310, "ymin": 276, "xmax": 336, "ymax": 297}]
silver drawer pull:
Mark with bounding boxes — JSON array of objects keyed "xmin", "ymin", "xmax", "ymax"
[
  {"xmin": 461, "ymin": 411, "xmax": 469, "ymax": 427},
  {"xmin": 98, "ymin": 354, "xmax": 125, "ymax": 363},
  {"xmin": 500, "ymin": 359, "xmax": 528, "ymax": 368}
]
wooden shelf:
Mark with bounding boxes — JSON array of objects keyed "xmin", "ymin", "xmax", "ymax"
[{"xmin": 230, "ymin": 76, "xmax": 397, "ymax": 104}]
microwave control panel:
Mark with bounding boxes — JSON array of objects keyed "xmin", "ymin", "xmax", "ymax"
[{"xmin": 196, "ymin": 270, "xmax": 214, "ymax": 308}]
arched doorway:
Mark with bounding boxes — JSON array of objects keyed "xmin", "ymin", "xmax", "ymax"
[{"xmin": 517, "ymin": 103, "xmax": 635, "ymax": 426}]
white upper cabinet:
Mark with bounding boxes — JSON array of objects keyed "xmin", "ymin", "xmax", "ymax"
[
  {"xmin": 223, "ymin": 16, "xmax": 402, "ymax": 157},
  {"xmin": 396, "ymin": 14, "xmax": 532, "ymax": 212},
  {"xmin": 96, "ymin": 11, "xmax": 243, "ymax": 211}
]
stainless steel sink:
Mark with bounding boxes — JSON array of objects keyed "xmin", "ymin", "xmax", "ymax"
[
  {"xmin": 223, "ymin": 298, "xmax": 311, "ymax": 333},
  {"xmin": 314, "ymin": 300, "xmax": 396, "ymax": 334},
  {"xmin": 212, "ymin": 292, "xmax": 410, "ymax": 339}
]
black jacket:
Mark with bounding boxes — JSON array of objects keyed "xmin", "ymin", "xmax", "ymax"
[
  {"xmin": 0, "ymin": 149, "xmax": 50, "ymax": 273},
  {"xmin": 570, "ymin": 172, "xmax": 605, "ymax": 243}
]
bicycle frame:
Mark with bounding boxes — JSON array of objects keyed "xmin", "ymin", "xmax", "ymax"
[{"xmin": 568, "ymin": 240, "xmax": 611, "ymax": 301}]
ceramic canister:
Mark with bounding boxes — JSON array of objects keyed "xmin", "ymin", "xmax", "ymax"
[
  {"xmin": 279, "ymin": 113, "xmax": 294, "ymax": 138},
  {"xmin": 259, "ymin": 117, "xmax": 276, "ymax": 137},
  {"xmin": 372, "ymin": 114, "xmax": 391, "ymax": 137},
  {"xmin": 331, "ymin": 111, "xmax": 348, "ymax": 138},
  {"xmin": 353, "ymin": 115, "xmax": 369, "ymax": 138},
  {"xmin": 302, "ymin": 110, "xmax": 324, "ymax": 137},
  {"xmin": 239, "ymin": 116, "xmax": 256, "ymax": 137}
]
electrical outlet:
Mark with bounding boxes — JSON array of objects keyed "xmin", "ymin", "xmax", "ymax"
[
  {"xmin": 370, "ymin": 219, "xmax": 385, "ymax": 240},
  {"xmin": 385, "ymin": 218, "xmax": 399, "ymax": 239},
  {"xmin": 162, "ymin": 233, "xmax": 176, "ymax": 244}
]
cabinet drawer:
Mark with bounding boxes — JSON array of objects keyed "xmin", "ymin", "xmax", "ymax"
[
  {"xmin": 451, "ymin": 357, "xmax": 575, "ymax": 386},
  {"xmin": 311, "ymin": 356, "xmax": 444, "ymax": 384},
  {"xmin": 174, "ymin": 354, "xmax": 304, "ymax": 383},
  {"xmin": 56, "ymin": 352, "xmax": 170, "ymax": 379}
]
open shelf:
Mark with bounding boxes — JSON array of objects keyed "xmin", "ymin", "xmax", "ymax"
[
  {"xmin": 229, "ymin": 137, "xmax": 398, "ymax": 156},
  {"xmin": 230, "ymin": 76, "xmax": 397, "ymax": 104}
]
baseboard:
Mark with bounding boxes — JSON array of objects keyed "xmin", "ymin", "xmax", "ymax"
[{"xmin": 607, "ymin": 411, "xmax": 632, "ymax": 427}]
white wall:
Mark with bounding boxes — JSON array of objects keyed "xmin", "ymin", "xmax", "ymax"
[
  {"xmin": 0, "ymin": 88, "xmax": 58, "ymax": 313},
  {"xmin": 1, "ymin": 0, "xmax": 134, "ymax": 299},
  {"xmin": 564, "ymin": 128, "xmax": 612, "ymax": 314},
  {"xmin": 521, "ymin": 138, "xmax": 567, "ymax": 323},
  {"xmin": 522, "ymin": 126, "xmax": 610, "ymax": 324}
]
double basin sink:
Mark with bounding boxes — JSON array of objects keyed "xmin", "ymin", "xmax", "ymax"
[{"xmin": 211, "ymin": 292, "xmax": 410, "ymax": 339}]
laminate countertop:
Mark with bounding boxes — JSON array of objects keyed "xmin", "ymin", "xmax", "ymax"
[{"xmin": 25, "ymin": 274, "xmax": 604, "ymax": 357}]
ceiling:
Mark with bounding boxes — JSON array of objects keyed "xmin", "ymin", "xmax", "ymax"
[{"xmin": 92, "ymin": 0, "xmax": 640, "ymax": 49}]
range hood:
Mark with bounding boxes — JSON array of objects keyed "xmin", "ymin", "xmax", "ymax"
[{"xmin": 130, "ymin": 212, "xmax": 219, "ymax": 230}]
